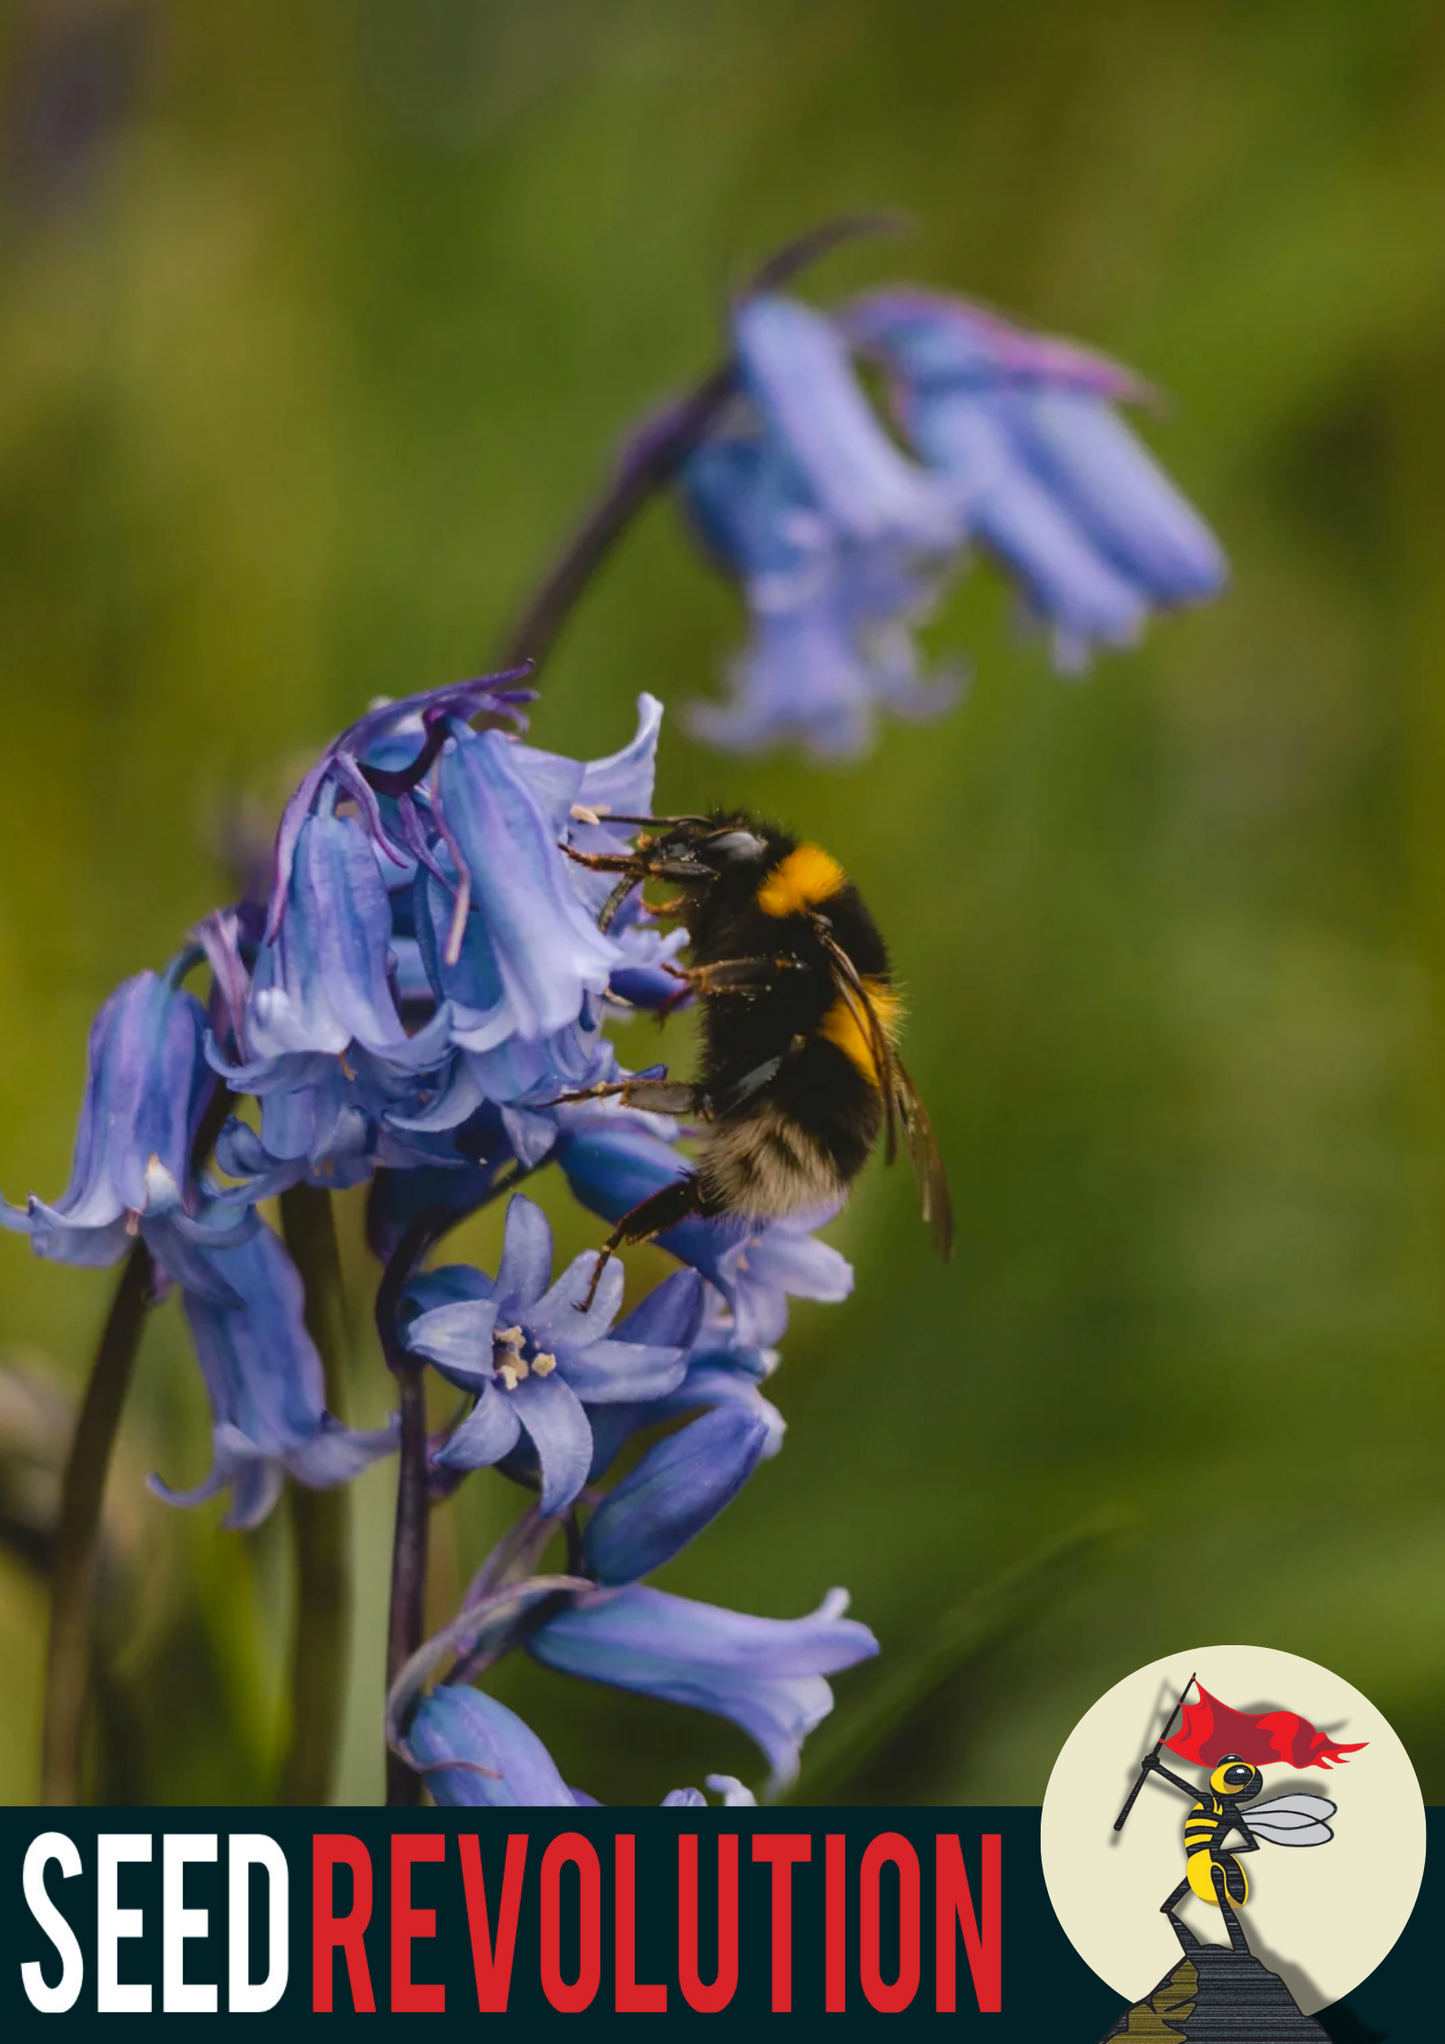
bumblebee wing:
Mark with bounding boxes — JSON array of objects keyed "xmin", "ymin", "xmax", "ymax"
[
  {"xmin": 890, "ymin": 1049, "xmax": 955, "ymax": 1260},
  {"xmin": 815, "ymin": 925, "xmax": 954, "ymax": 1260},
  {"xmin": 1246, "ymin": 1795, "xmax": 1337, "ymax": 1847}
]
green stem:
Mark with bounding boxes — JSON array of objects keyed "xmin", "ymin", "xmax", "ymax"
[
  {"xmin": 278, "ymin": 1183, "xmax": 351, "ymax": 1806},
  {"xmin": 40, "ymin": 1239, "xmax": 154, "ymax": 1806}
]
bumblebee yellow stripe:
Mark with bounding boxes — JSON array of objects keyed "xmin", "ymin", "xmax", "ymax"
[
  {"xmin": 819, "ymin": 978, "xmax": 902, "ymax": 1085},
  {"xmin": 756, "ymin": 844, "xmax": 846, "ymax": 918}
]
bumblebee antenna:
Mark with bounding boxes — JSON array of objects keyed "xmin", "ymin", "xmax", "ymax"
[{"xmin": 601, "ymin": 813, "xmax": 712, "ymax": 829}]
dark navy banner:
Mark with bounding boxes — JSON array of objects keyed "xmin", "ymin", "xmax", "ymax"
[{"xmin": 2, "ymin": 1809, "xmax": 1434, "ymax": 2032}]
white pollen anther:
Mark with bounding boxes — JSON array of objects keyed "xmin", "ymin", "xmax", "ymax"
[
  {"xmin": 498, "ymin": 1362, "xmax": 521, "ymax": 1391},
  {"xmin": 531, "ymin": 1352, "xmax": 557, "ymax": 1377},
  {"xmin": 495, "ymin": 1326, "xmax": 524, "ymax": 1348},
  {"xmin": 570, "ymin": 802, "xmax": 606, "ymax": 827}
]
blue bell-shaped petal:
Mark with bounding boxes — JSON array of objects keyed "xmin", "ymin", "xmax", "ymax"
[
  {"xmin": 427, "ymin": 728, "xmax": 622, "ymax": 1050},
  {"xmin": 583, "ymin": 1403, "xmax": 770, "ymax": 1586},
  {"xmin": 528, "ymin": 1583, "xmax": 877, "ymax": 1794},
  {"xmin": 3, "ymin": 970, "xmax": 217, "ymax": 1270},
  {"xmin": 152, "ymin": 1220, "xmax": 396, "ymax": 1528},
  {"xmin": 246, "ymin": 795, "xmax": 423, "ymax": 1063},
  {"xmin": 406, "ymin": 1685, "xmax": 577, "ymax": 1809}
]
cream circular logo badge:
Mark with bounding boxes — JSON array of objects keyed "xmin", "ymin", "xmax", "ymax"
[{"xmin": 1041, "ymin": 1645, "xmax": 1426, "ymax": 2035}]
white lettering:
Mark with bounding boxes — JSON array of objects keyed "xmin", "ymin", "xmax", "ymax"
[
  {"xmin": 164, "ymin": 1833, "xmax": 218, "ymax": 2013},
  {"xmin": 20, "ymin": 1832, "xmax": 83, "ymax": 2013},
  {"xmin": 98, "ymin": 1833, "xmax": 152, "ymax": 2013},
  {"xmin": 229, "ymin": 1834, "xmax": 289, "ymax": 2013}
]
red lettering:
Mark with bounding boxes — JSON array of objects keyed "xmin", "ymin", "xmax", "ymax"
[
  {"xmin": 860, "ymin": 1833, "xmax": 921, "ymax": 2013},
  {"xmin": 678, "ymin": 1834, "xmax": 738, "ymax": 2014},
  {"xmin": 936, "ymin": 1833, "xmax": 1001, "ymax": 2013},
  {"xmin": 390, "ymin": 1834, "xmax": 445, "ymax": 2014},
  {"xmin": 539, "ymin": 1834, "xmax": 601, "ymax": 2013},
  {"xmin": 825, "ymin": 1833, "xmax": 847, "ymax": 2012},
  {"xmin": 751, "ymin": 1834, "xmax": 811, "ymax": 2013},
  {"xmin": 614, "ymin": 1835, "xmax": 667, "ymax": 2012},
  {"xmin": 459, "ymin": 1834, "xmax": 528, "ymax": 2012},
  {"xmin": 312, "ymin": 1835, "xmax": 376, "ymax": 2013}
]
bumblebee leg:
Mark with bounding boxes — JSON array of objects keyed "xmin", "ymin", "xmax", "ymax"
[
  {"xmin": 1209, "ymin": 1864, "xmax": 1250, "ymax": 1954},
  {"xmin": 1159, "ymin": 1878, "xmax": 1191, "ymax": 1916},
  {"xmin": 541, "ymin": 1076, "xmax": 707, "ymax": 1116},
  {"xmin": 577, "ymin": 1174, "xmax": 709, "ymax": 1312}
]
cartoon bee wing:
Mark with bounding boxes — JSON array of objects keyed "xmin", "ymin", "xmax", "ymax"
[
  {"xmin": 814, "ymin": 923, "xmax": 954, "ymax": 1259},
  {"xmin": 1244, "ymin": 1794, "xmax": 1337, "ymax": 1847}
]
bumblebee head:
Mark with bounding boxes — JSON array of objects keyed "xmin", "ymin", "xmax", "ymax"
[
  {"xmin": 633, "ymin": 812, "xmax": 772, "ymax": 883},
  {"xmin": 1210, "ymin": 1756, "xmax": 1264, "ymax": 1801}
]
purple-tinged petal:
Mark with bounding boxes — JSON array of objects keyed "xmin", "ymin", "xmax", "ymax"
[
  {"xmin": 527, "ymin": 1249, "xmax": 625, "ymax": 1347},
  {"xmin": 844, "ymin": 286, "xmax": 1150, "ymax": 401},
  {"xmin": 287, "ymin": 1413, "xmax": 400, "ymax": 1488},
  {"xmin": 8, "ymin": 972, "xmax": 215, "ymax": 1262},
  {"xmin": 491, "ymin": 1195, "xmax": 554, "ymax": 1318},
  {"xmin": 613, "ymin": 1268, "xmax": 707, "ymax": 1351},
  {"xmin": 434, "ymin": 1384, "xmax": 524, "ymax": 1471},
  {"xmin": 268, "ymin": 672, "xmax": 533, "ymax": 943},
  {"xmin": 556, "ymin": 1336, "xmax": 689, "ymax": 1407},
  {"xmin": 407, "ymin": 1686, "xmax": 575, "ymax": 1809},
  {"xmin": 662, "ymin": 1788, "xmax": 707, "ymax": 1808},
  {"xmin": 433, "ymin": 729, "xmax": 621, "ymax": 1047},
  {"xmin": 247, "ymin": 805, "xmax": 413, "ymax": 1062},
  {"xmin": 583, "ymin": 1404, "xmax": 769, "ymax": 1585},
  {"xmin": 510, "ymin": 1372, "xmax": 593, "ymax": 1516},
  {"xmin": 735, "ymin": 295, "xmax": 955, "ymax": 547},
  {"xmin": 529, "ymin": 1584, "xmax": 877, "ymax": 1792},
  {"xmin": 404, "ymin": 1296, "xmax": 501, "ymax": 1388},
  {"xmin": 1011, "ymin": 388, "xmax": 1228, "ymax": 604}
]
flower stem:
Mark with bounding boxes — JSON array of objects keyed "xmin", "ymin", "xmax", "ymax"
[
  {"xmin": 278, "ymin": 1183, "xmax": 351, "ymax": 1806},
  {"xmin": 377, "ymin": 1207, "xmax": 451, "ymax": 1808},
  {"xmin": 497, "ymin": 212, "xmax": 908, "ymax": 672},
  {"xmin": 40, "ymin": 1239, "xmax": 153, "ymax": 1806}
]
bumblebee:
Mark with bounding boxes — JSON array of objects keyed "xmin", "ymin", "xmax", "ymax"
[
  {"xmin": 558, "ymin": 809, "xmax": 952, "ymax": 1301},
  {"xmin": 1140, "ymin": 1751, "xmax": 1338, "ymax": 1954}
]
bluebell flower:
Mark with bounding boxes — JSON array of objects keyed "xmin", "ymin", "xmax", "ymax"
[
  {"xmin": 683, "ymin": 432, "xmax": 960, "ymax": 758},
  {"xmin": 527, "ymin": 1583, "xmax": 878, "ymax": 1793},
  {"xmin": 214, "ymin": 691, "xmax": 674, "ymax": 1200},
  {"xmin": 266, "ymin": 672, "xmax": 533, "ymax": 945},
  {"xmin": 583, "ymin": 1403, "xmax": 770, "ymax": 1586},
  {"xmin": 1, "ymin": 969, "xmax": 252, "ymax": 1288},
  {"xmin": 846, "ymin": 287, "xmax": 1227, "ymax": 671},
  {"xmin": 556, "ymin": 1121, "xmax": 852, "ymax": 1346},
  {"xmin": 680, "ymin": 291, "xmax": 961, "ymax": 758},
  {"xmin": 402, "ymin": 1195, "xmax": 700, "ymax": 1514},
  {"xmin": 246, "ymin": 790, "xmax": 446, "ymax": 1067},
  {"xmin": 151, "ymin": 1219, "xmax": 397, "ymax": 1529},
  {"xmin": 733, "ymin": 295, "xmax": 955, "ymax": 549},
  {"xmin": 406, "ymin": 1685, "xmax": 578, "ymax": 1808},
  {"xmin": 406, "ymin": 1683, "xmax": 757, "ymax": 1808},
  {"xmin": 418, "ymin": 726, "xmax": 621, "ymax": 1051}
]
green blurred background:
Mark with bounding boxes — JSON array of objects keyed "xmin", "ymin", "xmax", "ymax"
[{"xmin": 3, "ymin": 0, "xmax": 1444, "ymax": 1807}]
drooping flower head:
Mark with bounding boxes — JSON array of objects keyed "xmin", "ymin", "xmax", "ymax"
[
  {"xmin": 151, "ymin": 1219, "xmax": 398, "ymax": 1529},
  {"xmin": 1, "ymin": 967, "xmax": 254, "ymax": 1288},
  {"xmin": 674, "ymin": 283, "xmax": 1225, "ymax": 755}
]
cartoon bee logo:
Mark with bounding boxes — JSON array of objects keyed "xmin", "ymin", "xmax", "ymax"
[{"xmin": 1117, "ymin": 1674, "xmax": 1366, "ymax": 1959}]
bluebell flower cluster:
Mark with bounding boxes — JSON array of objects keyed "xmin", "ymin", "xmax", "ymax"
[
  {"xmin": 6, "ymin": 675, "xmax": 875, "ymax": 1797},
  {"xmin": 676, "ymin": 285, "xmax": 1227, "ymax": 756}
]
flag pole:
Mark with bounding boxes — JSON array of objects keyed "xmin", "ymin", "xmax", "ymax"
[{"xmin": 1114, "ymin": 1671, "xmax": 1197, "ymax": 1832}]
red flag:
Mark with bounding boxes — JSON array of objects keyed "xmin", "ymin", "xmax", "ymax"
[{"xmin": 1164, "ymin": 1682, "xmax": 1368, "ymax": 1772}]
